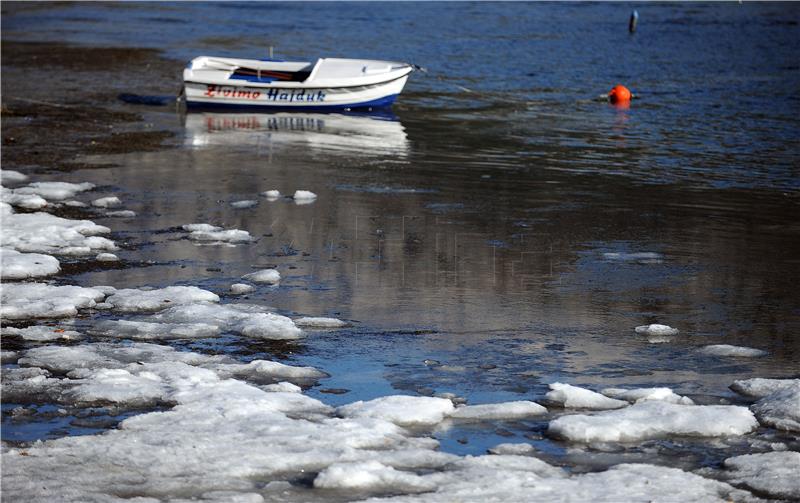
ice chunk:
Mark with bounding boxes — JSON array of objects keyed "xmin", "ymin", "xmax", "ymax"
[
  {"xmin": 95, "ymin": 252, "xmax": 119, "ymax": 262},
  {"xmin": 1, "ymin": 350, "xmax": 19, "ymax": 364},
  {"xmin": 14, "ymin": 181, "xmax": 95, "ymax": 201},
  {"xmin": 1, "ymin": 283, "xmax": 106, "ymax": 320},
  {"xmin": 294, "ymin": 316, "xmax": 348, "ymax": 328},
  {"xmin": 730, "ymin": 378, "xmax": 797, "ymax": 398},
  {"xmin": 697, "ymin": 344, "xmax": 768, "ymax": 357},
  {"xmin": 601, "ymin": 387, "xmax": 694, "ymax": 405},
  {"xmin": 91, "ymin": 196, "xmax": 121, "ymax": 208},
  {"xmin": 314, "ymin": 460, "xmax": 435, "ymax": 493},
  {"xmin": 750, "ymin": 381, "xmax": 800, "ymax": 432},
  {"xmin": 66, "ymin": 367, "xmax": 168, "ymax": 406},
  {"xmin": 1, "ymin": 187, "xmax": 48, "ymax": 209},
  {"xmin": 723, "ymin": 451, "xmax": 800, "ymax": 500},
  {"xmin": 634, "ymin": 324, "xmax": 679, "ymax": 336},
  {"xmin": 261, "ymin": 190, "xmax": 281, "ymax": 200},
  {"xmin": 2, "ymin": 325, "xmax": 82, "ymax": 342},
  {"xmin": 548, "ymin": 401, "xmax": 758, "ymax": 442},
  {"xmin": 17, "ymin": 342, "xmax": 229, "ymax": 374},
  {"xmin": 0, "ymin": 169, "xmax": 29, "ymax": 184},
  {"xmin": 338, "ymin": 396, "xmax": 455, "ymax": 427},
  {"xmin": 230, "ymin": 283, "xmax": 255, "ymax": 295},
  {"xmin": 104, "ymin": 286, "xmax": 220, "ymax": 313},
  {"xmin": 487, "ymin": 443, "xmax": 537, "ymax": 456},
  {"xmin": 293, "ymin": 190, "xmax": 317, "ymax": 201},
  {"xmin": 151, "ymin": 303, "xmax": 303, "ymax": 340},
  {"xmin": 449, "ymin": 401, "xmax": 548, "ymax": 420},
  {"xmin": 264, "ymin": 382, "xmax": 302, "ymax": 393},
  {"xmin": 545, "ymin": 383, "xmax": 628, "ymax": 410},
  {"xmin": 105, "ymin": 210, "xmax": 137, "ymax": 218},
  {"xmin": 182, "ymin": 223, "xmax": 220, "ymax": 232},
  {"xmin": 230, "ymin": 200, "xmax": 258, "ymax": 209},
  {"xmin": 242, "ymin": 269, "xmax": 280, "ymax": 284},
  {"xmin": 90, "ymin": 319, "xmax": 220, "ymax": 340},
  {"xmin": 182, "ymin": 223, "xmax": 252, "ymax": 243},
  {"xmin": 1, "ymin": 211, "xmax": 115, "ymax": 256},
  {"xmin": 0, "ymin": 248, "xmax": 60, "ymax": 279},
  {"xmin": 602, "ymin": 252, "xmax": 663, "ymax": 263},
  {"xmin": 64, "ymin": 200, "xmax": 88, "ymax": 207},
  {"xmin": 216, "ymin": 360, "xmax": 328, "ymax": 383}
]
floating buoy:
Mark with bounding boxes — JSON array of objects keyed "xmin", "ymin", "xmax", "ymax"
[
  {"xmin": 608, "ymin": 84, "xmax": 632, "ymax": 104},
  {"xmin": 629, "ymin": 10, "xmax": 639, "ymax": 33}
]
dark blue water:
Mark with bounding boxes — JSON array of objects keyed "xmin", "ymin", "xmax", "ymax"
[{"xmin": 4, "ymin": 2, "xmax": 799, "ymax": 193}]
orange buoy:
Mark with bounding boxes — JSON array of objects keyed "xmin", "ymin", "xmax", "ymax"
[{"xmin": 608, "ymin": 84, "xmax": 632, "ymax": 104}]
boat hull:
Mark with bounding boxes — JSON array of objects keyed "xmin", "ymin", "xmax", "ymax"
[{"xmin": 184, "ymin": 75, "xmax": 408, "ymax": 111}]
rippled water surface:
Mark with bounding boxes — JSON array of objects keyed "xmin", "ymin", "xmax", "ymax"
[{"xmin": 3, "ymin": 1, "xmax": 800, "ymax": 467}]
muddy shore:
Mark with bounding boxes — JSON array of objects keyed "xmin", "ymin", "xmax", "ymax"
[{"xmin": 1, "ymin": 40, "xmax": 178, "ymax": 171}]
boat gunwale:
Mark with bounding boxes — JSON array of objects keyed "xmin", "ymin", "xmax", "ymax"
[{"xmin": 184, "ymin": 68, "xmax": 413, "ymax": 91}]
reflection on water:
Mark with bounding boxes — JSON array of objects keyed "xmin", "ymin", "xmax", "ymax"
[{"xmin": 183, "ymin": 112, "xmax": 409, "ymax": 158}]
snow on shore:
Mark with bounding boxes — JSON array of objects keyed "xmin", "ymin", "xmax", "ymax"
[{"xmin": 548, "ymin": 401, "xmax": 758, "ymax": 442}]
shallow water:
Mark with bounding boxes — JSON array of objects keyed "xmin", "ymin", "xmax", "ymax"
[{"xmin": 3, "ymin": 0, "xmax": 800, "ymax": 481}]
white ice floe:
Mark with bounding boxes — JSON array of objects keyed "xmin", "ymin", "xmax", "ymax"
[
  {"xmin": 1, "ymin": 187, "xmax": 48, "ymax": 209},
  {"xmin": 1, "ymin": 283, "xmax": 107, "ymax": 320},
  {"xmin": 242, "ymin": 269, "xmax": 281, "ymax": 284},
  {"xmin": 730, "ymin": 378, "xmax": 797, "ymax": 398},
  {"xmin": 1, "ymin": 211, "xmax": 116, "ymax": 256},
  {"xmin": 545, "ymin": 383, "xmax": 629, "ymax": 410},
  {"xmin": 601, "ymin": 387, "xmax": 694, "ymax": 405},
  {"xmin": 697, "ymin": 345, "xmax": 768, "ymax": 357},
  {"xmin": 104, "ymin": 209, "xmax": 136, "ymax": 218},
  {"xmin": 181, "ymin": 223, "xmax": 253, "ymax": 244},
  {"xmin": 0, "ymin": 169, "xmax": 29, "ymax": 184},
  {"xmin": 487, "ymin": 443, "xmax": 537, "ymax": 456},
  {"xmin": 294, "ymin": 316, "xmax": 348, "ymax": 328},
  {"xmin": 634, "ymin": 324, "xmax": 679, "ymax": 336},
  {"xmin": 230, "ymin": 200, "xmax": 258, "ymax": 209},
  {"xmin": 293, "ymin": 190, "xmax": 317, "ymax": 201},
  {"xmin": 16, "ymin": 342, "xmax": 229, "ymax": 374},
  {"xmin": 730, "ymin": 378, "xmax": 800, "ymax": 432},
  {"xmin": 264, "ymin": 382, "xmax": 302, "ymax": 393},
  {"xmin": 2, "ymin": 325, "xmax": 82, "ymax": 342},
  {"xmin": 723, "ymin": 451, "xmax": 800, "ymax": 500},
  {"xmin": 104, "ymin": 286, "xmax": 220, "ymax": 313},
  {"xmin": 3, "ymin": 351, "xmax": 439, "ymax": 502},
  {"xmin": 230, "ymin": 283, "xmax": 255, "ymax": 295},
  {"xmin": 368, "ymin": 456, "xmax": 752, "ymax": 503},
  {"xmin": 213, "ymin": 359, "xmax": 328, "ymax": 383},
  {"xmin": 91, "ymin": 196, "xmax": 121, "ymax": 208},
  {"xmin": 90, "ymin": 319, "xmax": 220, "ymax": 340},
  {"xmin": 602, "ymin": 251, "xmax": 663, "ymax": 263},
  {"xmin": 314, "ymin": 460, "xmax": 436, "ymax": 493},
  {"xmin": 751, "ymin": 382, "xmax": 800, "ymax": 432},
  {"xmin": 95, "ymin": 252, "xmax": 119, "ymax": 262},
  {"xmin": 338, "ymin": 396, "xmax": 456, "ymax": 427},
  {"xmin": 548, "ymin": 401, "xmax": 758, "ymax": 443},
  {"xmin": 150, "ymin": 303, "xmax": 303, "ymax": 340},
  {"xmin": 0, "ymin": 248, "xmax": 60, "ymax": 279},
  {"xmin": 261, "ymin": 189, "xmax": 281, "ymax": 200},
  {"xmin": 63, "ymin": 200, "xmax": 88, "ymax": 207},
  {"xmin": 14, "ymin": 181, "xmax": 95, "ymax": 201},
  {"xmin": 449, "ymin": 401, "xmax": 548, "ymax": 420}
]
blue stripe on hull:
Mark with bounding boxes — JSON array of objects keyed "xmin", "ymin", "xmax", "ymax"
[{"xmin": 186, "ymin": 94, "xmax": 399, "ymax": 112}]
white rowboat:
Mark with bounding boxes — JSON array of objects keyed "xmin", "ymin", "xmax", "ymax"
[{"xmin": 183, "ymin": 56, "xmax": 414, "ymax": 110}]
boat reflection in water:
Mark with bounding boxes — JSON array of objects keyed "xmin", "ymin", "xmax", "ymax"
[{"xmin": 183, "ymin": 111, "xmax": 409, "ymax": 158}]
